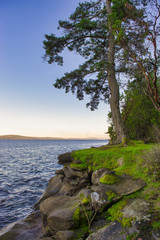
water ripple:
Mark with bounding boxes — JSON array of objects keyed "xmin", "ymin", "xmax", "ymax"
[{"xmin": 0, "ymin": 139, "xmax": 107, "ymax": 229}]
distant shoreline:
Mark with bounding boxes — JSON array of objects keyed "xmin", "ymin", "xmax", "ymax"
[{"xmin": 0, "ymin": 135, "xmax": 107, "ymax": 141}]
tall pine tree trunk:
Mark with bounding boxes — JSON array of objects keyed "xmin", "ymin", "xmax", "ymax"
[{"xmin": 106, "ymin": 0, "xmax": 125, "ymax": 143}]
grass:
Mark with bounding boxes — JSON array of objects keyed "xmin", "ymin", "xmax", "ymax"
[
  {"xmin": 99, "ymin": 174, "xmax": 119, "ymax": 185},
  {"xmin": 71, "ymin": 140, "xmax": 160, "ymax": 228},
  {"xmin": 71, "ymin": 140, "xmax": 153, "ymax": 176}
]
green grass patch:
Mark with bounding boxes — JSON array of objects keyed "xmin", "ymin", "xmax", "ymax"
[
  {"xmin": 100, "ymin": 174, "xmax": 119, "ymax": 185},
  {"xmin": 106, "ymin": 191, "xmax": 117, "ymax": 202},
  {"xmin": 71, "ymin": 141, "xmax": 153, "ymax": 176},
  {"xmin": 71, "ymin": 141, "xmax": 160, "ymax": 220}
]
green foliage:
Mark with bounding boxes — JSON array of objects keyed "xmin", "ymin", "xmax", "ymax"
[
  {"xmin": 106, "ymin": 199, "xmax": 133, "ymax": 228},
  {"xmin": 71, "ymin": 141, "xmax": 160, "ymax": 237},
  {"xmin": 100, "ymin": 174, "xmax": 119, "ymax": 185},
  {"xmin": 43, "ymin": 0, "xmax": 147, "ymax": 112},
  {"xmin": 142, "ymin": 145, "xmax": 160, "ymax": 181},
  {"xmin": 107, "ymin": 124, "xmax": 117, "ymax": 144},
  {"xmin": 73, "ymin": 207, "xmax": 80, "ymax": 224},
  {"xmin": 81, "ymin": 196, "xmax": 91, "ymax": 205},
  {"xmin": 121, "ymin": 79, "xmax": 160, "ymax": 141},
  {"xmin": 152, "ymin": 221, "xmax": 160, "ymax": 229},
  {"xmin": 126, "ymin": 232, "xmax": 138, "ymax": 240},
  {"xmin": 124, "ymin": 190, "xmax": 142, "ymax": 200},
  {"xmin": 106, "ymin": 191, "xmax": 117, "ymax": 202},
  {"xmin": 43, "ymin": 0, "xmax": 110, "ymax": 111}
]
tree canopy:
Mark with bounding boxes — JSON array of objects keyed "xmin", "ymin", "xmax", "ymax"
[
  {"xmin": 43, "ymin": 0, "xmax": 160, "ymax": 143},
  {"xmin": 43, "ymin": 0, "xmax": 110, "ymax": 110}
]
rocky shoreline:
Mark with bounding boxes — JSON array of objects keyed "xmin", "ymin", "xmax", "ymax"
[{"xmin": 0, "ymin": 151, "xmax": 159, "ymax": 240}]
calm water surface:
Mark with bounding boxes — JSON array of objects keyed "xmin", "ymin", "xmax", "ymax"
[{"xmin": 0, "ymin": 139, "xmax": 107, "ymax": 229}]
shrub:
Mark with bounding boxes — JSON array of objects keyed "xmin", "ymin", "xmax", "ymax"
[{"xmin": 142, "ymin": 145, "xmax": 160, "ymax": 181}]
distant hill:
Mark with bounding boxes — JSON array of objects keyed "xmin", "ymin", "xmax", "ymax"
[{"xmin": 0, "ymin": 135, "xmax": 64, "ymax": 140}]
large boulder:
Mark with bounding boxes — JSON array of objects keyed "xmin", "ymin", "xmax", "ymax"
[
  {"xmin": 121, "ymin": 198, "xmax": 151, "ymax": 221},
  {"xmin": 58, "ymin": 152, "xmax": 74, "ymax": 166},
  {"xmin": 34, "ymin": 175, "xmax": 64, "ymax": 208},
  {"xmin": 47, "ymin": 208, "xmax": 77, "ymax": 233},
  {"xmin": 63, "ymin": 166, "xmax": 89, "ymax": 180},
  {"xmin": 0, "ymin": 211, "xmax": 43, "ymax": 240},
  {"xmin": 91, "ymin": 168, "xmax": 113, "ymax": 185},
  {"xmin": 86, "ymin": 221, "xmax": 137, "ymax": 240},
  {"xmin": 91, "ymin": 175, "xmax": 146, "ymax": 209},
  {"xmin": 54, "ymin": 230, "xmax": 76, "ymax": 240},
  {"xmin": 40, "ymin": 189, "xmax": 91, "ymax": 235}
]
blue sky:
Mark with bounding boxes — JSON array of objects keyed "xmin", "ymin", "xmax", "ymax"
[{"xmin": 0, "ymin": 0, "xmax": 109, "ymax": 139}]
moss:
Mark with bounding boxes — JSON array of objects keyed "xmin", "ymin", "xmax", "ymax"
[
  {"xmin": 70, "ymin": 141, "xmax": 159, "ymax": 229},
  {"xmin": 152, "ymin": 221, "xmax": 160, "ymax": 229},
  {"xmin": 100, "ymin": 174, "xmax": 119, "ymax": 185},
  {"xmin": 106, "ymin": 199, "xmax": 127, "ymax": 222},
  {"xmin": 106, "ymin": 191, "xmax": 117, "ymax": 201},
  {"xmin": 106, "ymin": 199, "xmax": 133, "ymax": 228},
  {"xmin": 75, "ymin": 223, "xmax": 89, "ymax": 239},
  {"xmin": 71, "ymin": 141, "xmax": 153, "ymax": 174},
  {"xmin": 73, "ymin": 207, "xmax": 80, "ymax": 224},
  {"xmin": 126, "ymin": 232, "xmax": 138, "ymax": 240},
  {"xmin": 124, "ymin": 190, "xmax": 142, "ymax": 200},
  {"xmin": 121, "ymin": 217, "xmax": 132, "ymax": 227},
  {"xmin": 81, "ymin": 196, "xmax": 91, "ymax": 205}
]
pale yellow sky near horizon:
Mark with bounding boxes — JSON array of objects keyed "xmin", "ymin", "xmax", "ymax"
[{"xmin": 0, "ymin": 0, "xmax": 110, "ymax": 140}]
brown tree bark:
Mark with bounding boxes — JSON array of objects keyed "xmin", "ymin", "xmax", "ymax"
[{"xmin": 106, "ymin": 0, "xmax": 126, "ymax": 143}]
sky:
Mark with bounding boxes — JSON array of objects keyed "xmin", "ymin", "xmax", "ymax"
[{"xmin": 0, "ymin": 0, "xmax": 110, "ymax": 139}]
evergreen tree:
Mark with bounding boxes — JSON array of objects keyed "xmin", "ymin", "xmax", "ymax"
[
  {"xmin": 43, "ymin": 0, "xmax": 149, "ymax": 143},
  {"xmin": 121, "ymin": 78, "xmax": 160, "ymax": 141},
  {"xmin": 43, "ymin": 0, "xmax": 129, "ymax": 143}
]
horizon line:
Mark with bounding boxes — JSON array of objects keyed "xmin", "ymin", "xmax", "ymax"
[{"xmin": 0, "ymin": 134, "xmax": 108, "ymax": 140}]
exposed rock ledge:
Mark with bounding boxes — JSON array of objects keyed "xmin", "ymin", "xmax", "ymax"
[{"xmin": 0, "ymin": 152, "xmax": 159, "ymax": 240}]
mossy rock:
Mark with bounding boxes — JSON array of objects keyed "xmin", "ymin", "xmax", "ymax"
[{"xmin": 99, "ymin": 174, "xmax": 119, "ymax": 185}]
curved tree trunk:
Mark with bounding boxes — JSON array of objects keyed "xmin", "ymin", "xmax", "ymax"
[{"xmin": 106, "ymin": 0, "xmax": 126, "ymax": 143}]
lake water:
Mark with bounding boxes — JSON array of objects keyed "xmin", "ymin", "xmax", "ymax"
[{"xmin": 0, "ymin": 139, "xmax": 107, "ymax": 229}]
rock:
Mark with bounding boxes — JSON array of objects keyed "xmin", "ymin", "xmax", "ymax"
[
  {"xmin": 91, "ymin": 168, "xmax": 113, "ymax": 185},
  {"xmin": 58, "ymin": 152, "xmax": 74, "ymax": 166},
  {"xmin": 34, "ymin": 175, "xmax": 64, "ymax": 208},
  {"xmin": 40, "ymin": 189, "xmax": 91, "ymax": 234},
  {"xmin": 58, "ymin": 176, "xmax": 90, "ymax": 196},
  {"xmin": 57, "ymin": 179, "xmax": 81, "ymax": 196},
  {"xmin": 47, "ymin": 208, "xmax": 77, "ymax": 233},
  {"xmin": 86, "ymin": 221, "xmax": 138, "ymax": 240},
  {"xmin": 152, "ymin": 229, "xmax": 160, "ymax": 240},
  {"xmin": 55, "ymin": 230, "xmax": 76, "ymax": 240},
  {"xmin": 40, "ymin": 195, "xmax": 72, "ymax": 216},
  {"xmin": 91, "ymin": 192, "xmax": 106, "ymax": 208},
  {"xmin": 40, "ymin": 189, "xmax": 91, "ymax": 235},
  {"xmin": 77, "ymin": 188, "xmax": 92, "ymax": 198},
  {"xmin": 122, "ymin": 198, "xmax": 151, "ymax": 221},
  {"xmin": 55, "ymin": 169, "xmax": 64, "ymax": 175},
  {"xmin": 40, "ymin": 189, "xmax": 91, "ymax": 217},
  {"xmin": 91, "ymin": 176, "xmax": 146, "ymax": 204},
  {"xmin": 41, "ymin": 238, "xmax": 53, "ymax": 240},
  {"xmin": 46, "ymin": 175, "xmax": 64, "ymax": 195},
  {"xmin": 0, "ymin": 211, "xmax": 43, "ymax": 240},
  {"xmin": 63, "ymin": 166, "xmax": 89, "ymax": 180}
]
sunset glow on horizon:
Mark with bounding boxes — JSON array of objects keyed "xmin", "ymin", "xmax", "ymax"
[{"xmin": 0, "ymin": 0, "xmax": 109, "ymax": 140}]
